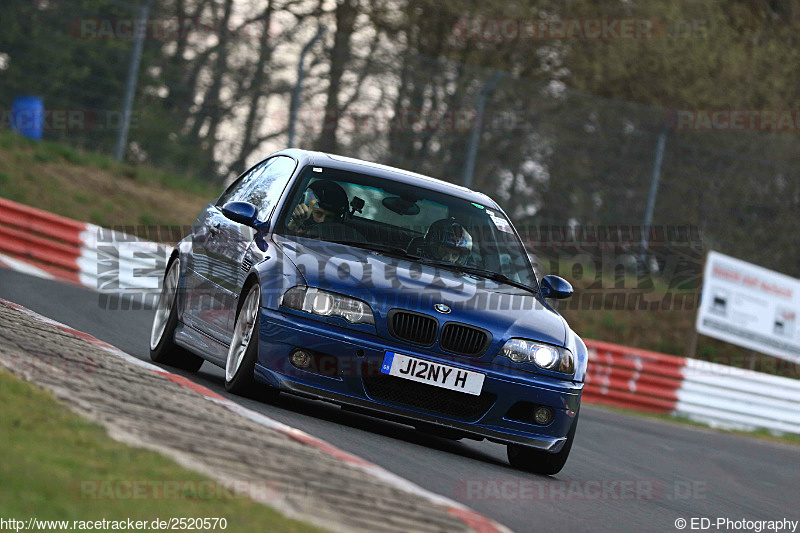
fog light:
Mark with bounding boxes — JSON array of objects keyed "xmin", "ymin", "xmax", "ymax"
[
  {"xmin": 534, "ymin": 406, "xmax": 554, "ymax": 425},
  {"xmin": 290, "ymin": 350, "xmax": 312, "ymax": 369}
]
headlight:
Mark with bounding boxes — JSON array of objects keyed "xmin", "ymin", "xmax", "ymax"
[
  {"xmin": 280, "ymin": 287, "xmax": 375, "ymax": 325},
  {"xmin": 500, "ymin": 338, "xmax": 574, "ymax": 374}
]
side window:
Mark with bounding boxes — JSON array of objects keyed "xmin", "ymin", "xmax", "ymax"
[
  {"xmin": 238, "ymin": 156, "xmax": 296, "ymax": 217},
  {"xmin": 216, "ymin": 162, "xmax": 263, "ymax": 207},
  {"xmin": 217, "ymin": 156, "xmax": 296, "ymax": 218}
]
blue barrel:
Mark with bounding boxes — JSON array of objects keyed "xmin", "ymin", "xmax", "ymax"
[{"xmin": 11, "ymin": 96, "xmax": 44, "ymax": 140}]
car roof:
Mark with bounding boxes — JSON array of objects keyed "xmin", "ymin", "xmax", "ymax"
[{"xmin": 270, "ymin": 149, "xmax": 498, "ymax": 208}]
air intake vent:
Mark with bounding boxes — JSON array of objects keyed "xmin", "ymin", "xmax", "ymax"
[
  {"xmin": 439, "ymin": 323, "xmax": 491, "ymax": 357},
  {"xmin": 363, "ymin": 374, "xmax": 496, "ymax": 421},
  {"xmin": 240, "ymin": 257, "xmax": 253, "ymax": 273},
  {"xmin": 388, "ymin": 310, "xmax": 437, "ymax": 346}
]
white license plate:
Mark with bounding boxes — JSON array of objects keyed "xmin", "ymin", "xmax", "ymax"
[{"xmin": 380, "ymin": 352, "xmax": 485, "ymax": 396}]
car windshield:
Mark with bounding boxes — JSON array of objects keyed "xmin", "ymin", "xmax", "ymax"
[{"xmin": 276, "ymin": 165, "xmax": 537, "ymax": 289}]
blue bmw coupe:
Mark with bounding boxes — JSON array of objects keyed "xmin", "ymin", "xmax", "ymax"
[{"xmin": 150, "ymin": 150, "xmax": 586, "ymax": 474}]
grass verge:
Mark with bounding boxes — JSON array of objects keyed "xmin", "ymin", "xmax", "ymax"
[
  {"xmin": 0, "ymin": 131, "xmax": 219, "ymax": 232},
  {"xmin": 0, "ymin": 369, "xmax": 322, "ymax": 532}
]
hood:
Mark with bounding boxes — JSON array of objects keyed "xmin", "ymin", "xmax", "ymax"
[{"xmin": 274, "ymin": 235, "xmax": 568, "ymax": 347}]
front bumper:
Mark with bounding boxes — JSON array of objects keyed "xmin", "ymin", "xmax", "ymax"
[{"xmin": 254, "ymin": 308, "xmax": 582, "ymax": 452}]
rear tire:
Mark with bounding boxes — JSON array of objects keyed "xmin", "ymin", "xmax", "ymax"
[
  {"xmin": 149, "ymin": 258, "xmax": 204, "ymax": 372},
  {"xmin": 507, "ymin": 410, "xmax": 579, "ymax": 476}
]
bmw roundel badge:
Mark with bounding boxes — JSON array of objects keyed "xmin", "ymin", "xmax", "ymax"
[{"xmin": 434, "ymin": 303, "xmax": 451, "ymax": 314}]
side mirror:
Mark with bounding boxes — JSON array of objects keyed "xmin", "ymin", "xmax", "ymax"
[
  {"xmin": 540, "ymin": 275, "xmax": 573, "ymax": 299},
  {"xmin": 221, "ymin": 201, "xmax": 259, "ymax": 227}
]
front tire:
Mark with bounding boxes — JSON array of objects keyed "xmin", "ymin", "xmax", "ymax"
[
  {"xmin": 149, "ymin": 258, "xmax": 204, "ymax": 372},
  {"xmin": 507, "ymin": 410, "xmax": 580, "ymax": 476},
  {"xmin": 225, "ymin": 281, "xmax": 276, "ymax": 400}
]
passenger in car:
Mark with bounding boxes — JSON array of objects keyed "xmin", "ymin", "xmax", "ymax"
[{"xmin": 419, "ymin": 218, "xmax": 473, "ymax": 265}]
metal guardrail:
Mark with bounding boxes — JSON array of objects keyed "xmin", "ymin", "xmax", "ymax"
[
  {"xmin": 583, "ymin": 339, "xmax": 685, "ymax": 414},
  {"xmin": 584, "ymin": 338, "xmax": 800, "ymax": 434},
  {"xmin": 678, "ymin": 357, "xmax": 800, "ymax": 434},
  {"xmin": 0, "ymin": 196, "xmax": 167, "ymax": 291}
]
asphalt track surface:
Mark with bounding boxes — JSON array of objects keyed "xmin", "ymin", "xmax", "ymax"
[{"xmin": 2, "ymin": 267, "xmax": 798, "ymax": 533}]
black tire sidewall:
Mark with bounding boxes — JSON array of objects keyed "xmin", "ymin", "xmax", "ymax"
[{"xmin": 508, "ymin": 409, "xmax": 580, "ymax": 476}]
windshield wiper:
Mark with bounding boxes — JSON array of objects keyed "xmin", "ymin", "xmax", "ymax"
[
  {"xmin": 449, "ymin": 265, "xmax": 539, "ymax": 294},
  {"xmin": 325, "ymin": 240, "xmax": 467, "ymax": 269},
  {"xmin": 326, "ymin": 241, "xmax": 420, "ymax": 259}
]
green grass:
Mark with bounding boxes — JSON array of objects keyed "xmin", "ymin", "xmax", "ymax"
[
  {"xmin": 0, "ymin": 370, "xmax": 323, "ymax": 533},
  {"xmin": 1, "ymin": 131, "xmax": 218, "ymax": 196},
  {"xmin": 0, "ymin": 131, "xmax": 218, "ymax": 232},
  {"xmin": 73, "ymin": 192, "xmax": 91, "ymax": 204}
]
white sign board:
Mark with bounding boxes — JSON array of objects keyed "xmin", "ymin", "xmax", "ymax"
[{"xmin": 696, "ymin": 251, "xmax": 800, "ymax": 363}]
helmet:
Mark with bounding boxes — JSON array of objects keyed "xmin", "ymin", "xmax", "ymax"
[
  {"xmin": 424, "ymin": 218, "xmax": 473, "ymax": 265},
  {"xmin": 306, "ymin": 180, "xmax": 348, "ymax": 219}
]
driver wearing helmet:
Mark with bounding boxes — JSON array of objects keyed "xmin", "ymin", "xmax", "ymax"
[
  {"xmin": 423, "ymin": 218, "xmax": 473, "ymax": 265},
  {"xmin": 288, "ymin": 180, "xmax": 349, "ymax": 233}
]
